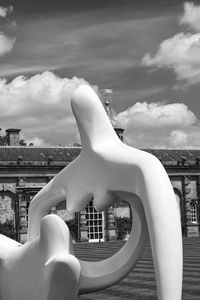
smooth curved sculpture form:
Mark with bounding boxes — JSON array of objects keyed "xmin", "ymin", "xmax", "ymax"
[
  {"xmin": 0, "ymin": 85, "xmax": 183, "ymax": 300},
  {"xmin": 0, "ymin": 215, "xmax": 80, "ymax": 300}
]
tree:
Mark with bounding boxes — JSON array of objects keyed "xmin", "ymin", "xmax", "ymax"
[
  {"xmin": 65, "ymin": 219, "xmax": 78, "ymax": 242},
  {"xmin": 0, "ymin": 219, "xmax": 16, "ymax": 240},
  {"xmin": 115, "ymin": 217, "xmax": 132, "ymax": 240},
  {"xmin": 19, "ymin": 139, "xmax": 27, "ymax": 146},
  {"xmin": 0, "ymin": 132, "xmax": 29, "ymax": 146},
  {"xmin": 0, "ymin": 134, "xmax": 8, "ymax": 145}
]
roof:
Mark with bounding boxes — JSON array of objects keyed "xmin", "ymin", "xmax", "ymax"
[
  {"xmin": 0, "ymin": 146, "xmax": 200, "ymax": 165},
  {"xmin": 145, "ymin": 149, "xmax": 200, "ymax": 165},
  {"xmin": 0, "ymin": 146, "xmax": 81, "ymax": 162}
]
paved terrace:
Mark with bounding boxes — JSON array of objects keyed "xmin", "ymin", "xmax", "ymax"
[{"xmin": 75, "ymin": 238, "xmax": 200, "ymax": 299}]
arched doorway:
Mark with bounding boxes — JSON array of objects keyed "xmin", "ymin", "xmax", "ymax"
[
  {"xmin": 0, "ymin": 191, "xmax": 15, "ymax": 224},
  {"xmin": 0, "ymin": 190, "xmax": 17, "ymax": 240}
]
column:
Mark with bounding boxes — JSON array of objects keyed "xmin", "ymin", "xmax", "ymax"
[
  {"xmin": 183, "ymin": 176, "xmax": 191, "ymax": 236},
  {"xmin": 196, "ymin": 175, "xmax": 200, "ymax": 235},
  {"xmin": 18, "ymin": 191, "xmax": 27, "ymax": 243},
  {"xmin": 80, "ymin": 209, "xmax": 88, "ymax": 242},
  {"xmin": 107, "ymin": 207, "xmax": 116, "ymax": 241},
  {"xmin": 14, "ymin": 194, "xmax": 20, "ymax": 242}
]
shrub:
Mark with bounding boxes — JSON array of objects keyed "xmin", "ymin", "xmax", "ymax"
[
  {"xmin": 65, "ymin": 218, "xmax": 78, "ymax": 242},
  {"xmin": 0, "ymin": 219, "xmax": 16, "ymax": 240},
  {"xmin": 116, "ymin": 217, "xmax": 132, "ymax": 240}
]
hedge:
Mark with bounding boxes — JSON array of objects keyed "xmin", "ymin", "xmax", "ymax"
[
  {"xmin": 115, "ymin": 217, "xmax": 132, "ymax": 240},
  {"xmin": 0, "ymin": 219, "xmax": 16, "ymax": 240}
]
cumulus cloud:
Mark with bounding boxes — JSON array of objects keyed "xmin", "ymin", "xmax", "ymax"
[
  {"xmin": 0, "ymin": 6, "xmax": 13, "ymax": 18},
  {"xmin": 179, "ymin": 2, "xmax": 200, "ymax": 31},
  {"xmin": 0, "ymin": 33, "xmax": 15, "ymax": 57},
  {"xmin": 116, "ymin": 101, "xmax": 200, "ymax": 148},
  {"xmin": 167, "ymin": 130, "xmax": 188, "ymax": 148},
  {"xmin": 142, "ymin": 2, "xmax": 200, "ymax": 86},
  {"xmin": 1, "ymin": 71, "xmax": 200, "ymax": 149},
  {"xmin": 0, "ymin": 71, "xmax": 94, "ymax": 145},
  {"xmin": 142, "ymin": 32, "xmax": 200, "ymax": 84},
  {"xmin": 116, "ymin": 102, "xmax": 196, "ymax": 128},
  {"xmin": 25, "ymin": 137, "xmax": 47, "ymax": 147}
]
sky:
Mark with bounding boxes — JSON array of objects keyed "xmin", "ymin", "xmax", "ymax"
[{"xmin": 1, "ymin": 0, "xmax": 200, "ymax": 148}]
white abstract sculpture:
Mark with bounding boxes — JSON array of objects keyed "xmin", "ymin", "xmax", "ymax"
[{"xmin": 0, "ymin": 85, "xmax": 183, "ymax": 300}]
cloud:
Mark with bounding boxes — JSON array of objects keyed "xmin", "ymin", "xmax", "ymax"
[
  {"xmin": 116, "ymin": 101, "xmax": 200, "ymax": 148},
  {"xmin": 179, "ymin": 2, "xmax": 200, "ymax": 31},
  {"xmin": 0, "ymin": 71, "xmax": 94, "ymax": 145},
  {"xmin": 116, "ymin": 102, "xmax": 196, "ymax": 128},
  {"xmin": 0, "ymin": 8, "xmax": 167, "ymax": 79},
  {"xmin": 1, "ymin": 71, "xmax": 199, "ymax": 149},
  {"xmin": 0, "ymin": 33, "xmax": 15, "ymax": 57},
  {"xmin": 0, "ymin": 6, "xmax": 13, "ymax": 18},
  {"xmin": 142, "ymin": 2, "xmax": 200, "ymax": 86},
  {"xmin": 25, "ymin": 137, "xmax": 47, "ymax": 147},
  {"xmin": 142, "ymin": 32, "xmax": 200, "ymax": 84},
  {"xmin": 167, "ymin": 130, "xmax": 188, "ymax": 148}
]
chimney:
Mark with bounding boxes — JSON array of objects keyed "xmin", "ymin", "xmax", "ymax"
[{"xmin": 6, "ymin": 128, "xmax": 21, "ymax": 146}]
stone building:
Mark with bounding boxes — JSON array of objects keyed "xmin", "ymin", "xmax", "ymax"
[{"xmin": 0, "ymin": 128, "xmax": 200, "ymax": 243}]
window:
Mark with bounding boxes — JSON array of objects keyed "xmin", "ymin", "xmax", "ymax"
[
  {"xmin": 190, "ymin": 202, "xmax": 197, "ymax": 223},
  {"xmin": 85, "ymin": 200, "xmax": 104, "ymax": 242}
]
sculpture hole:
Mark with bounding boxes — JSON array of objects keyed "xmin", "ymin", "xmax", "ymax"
[
  {"xmin": 49, "ymin": 199, "xmax": 132, "ymax": 261},
  {"xmin": 74, "ymin": 199, "xmax": 132, "ymax": 261}
]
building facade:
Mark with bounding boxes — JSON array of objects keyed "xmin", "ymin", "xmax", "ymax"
[{"xmin": 0, "ymin": 129, "xmax": 200, "ymax": 243}]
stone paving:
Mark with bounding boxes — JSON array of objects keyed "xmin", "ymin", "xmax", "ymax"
[{"xmin": 74, "ymin": 238, "xmax": 200, "ymax": 299}]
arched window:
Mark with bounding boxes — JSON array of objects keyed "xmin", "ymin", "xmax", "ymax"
[
  {"xmin": 190, "ymin": 202, "xmax": 197, "ymax": 223},
  {"xmin": 0, "ymin": 192, "xmax": 15, "ymax": 224}
]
